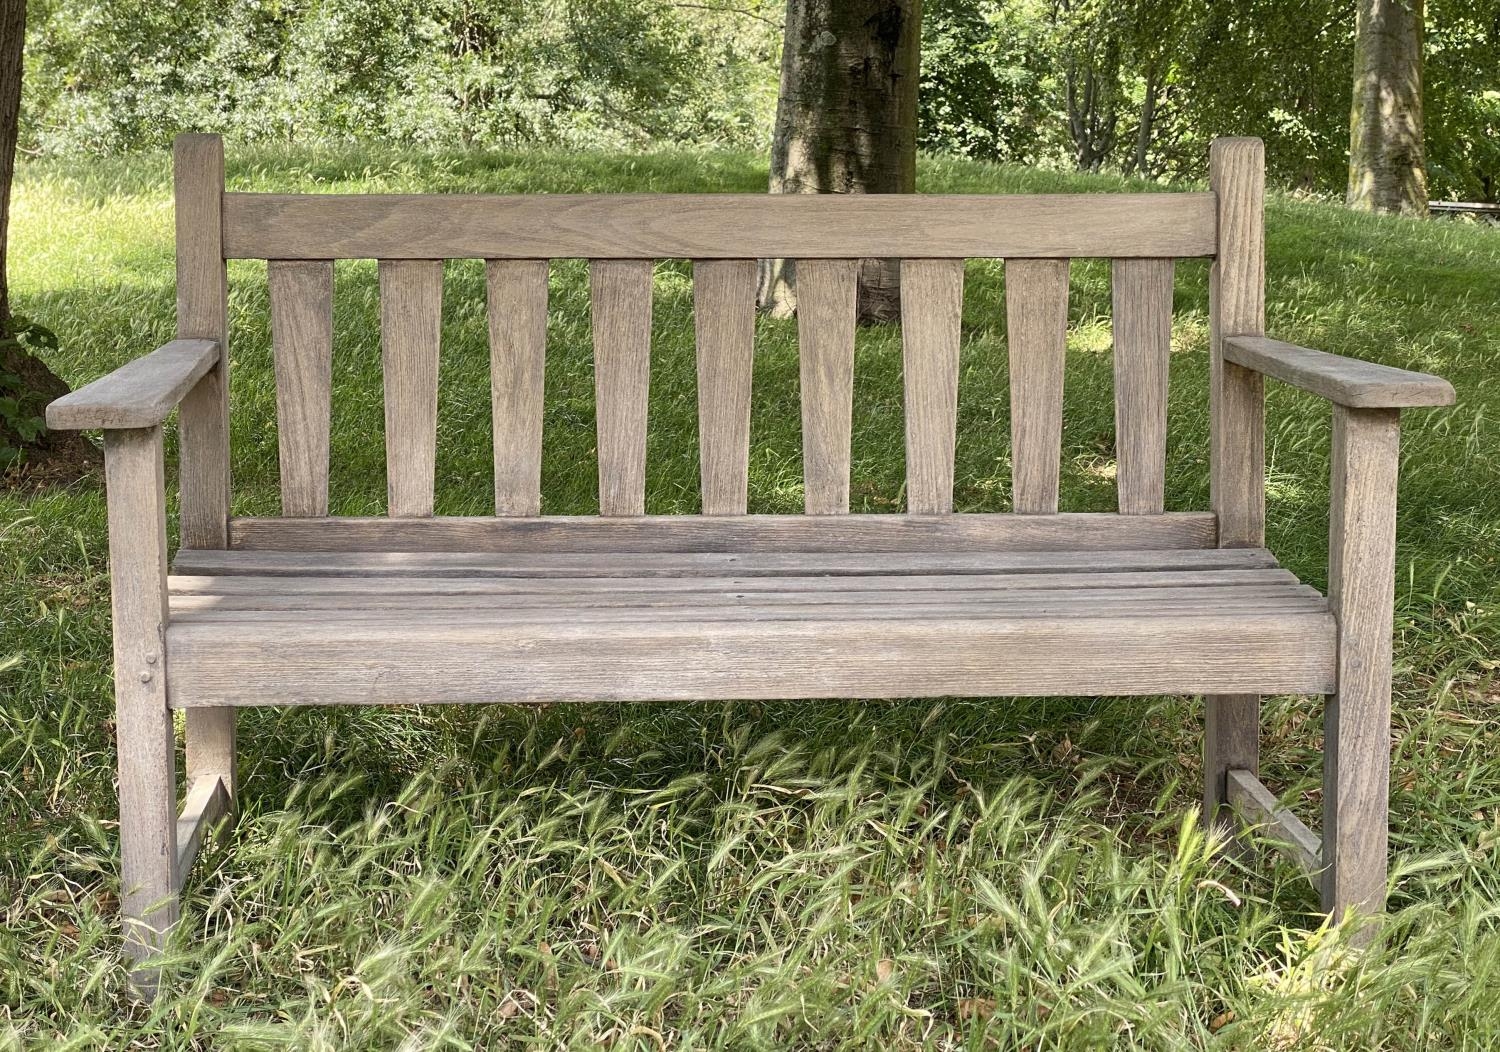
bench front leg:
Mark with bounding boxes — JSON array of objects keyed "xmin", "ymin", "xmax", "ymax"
[
  {"xmin": 104, "ymin": 425, "xmax": 180, "ymax": 995},
  {"xmin": 1324, "ymin": 404, "xmax": 1401, "ymax": 926}
]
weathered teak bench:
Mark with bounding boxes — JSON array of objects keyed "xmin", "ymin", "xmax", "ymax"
[{"xmin": 48, "ymin": 134, "xmax": 1454, "ymax": 993}]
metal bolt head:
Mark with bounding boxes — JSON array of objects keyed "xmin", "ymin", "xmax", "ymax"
[{"xmin": 139, "ymin": 670, "xmax": 152, "ymax": 683}]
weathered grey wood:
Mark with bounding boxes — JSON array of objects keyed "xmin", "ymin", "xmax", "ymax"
[
  {"xmin": 45, "ymin": 340, "xmax": 220, "ymax": 431},
  {"xmin": 175, "ymin": 775, "xmax": 230, "ymax": 874},
  {"xmin": 167, "ymin": 608, "xmax": 1335, "ymax": 706},
  {"xmin": 1111, "ymin": 259, "xmax": 1173, "ymax": 515},
  {"xmin": 172, "ymin": 583, "xmax": 1322, "ymax": 620},
  {"xmin": 176, "ymin": 544, "xmax": 1276, "ymax": 580},
  {"xmin": 1006, "ymin": 259, "xmax": 1070, "ymax": 514},
  {"xmin": 693, "ymin": 260, "xmax": 756, "ymax": 515},
  {"xmin": 1224, "ymin": 336, "xmax": 1455, "ymax": 409},
  {"xmin": 901, "ymin": 259, "xmax": 965, "ymax": 514},
  {"xmin": 1226, "ymin": 769, "xmax": 1322, "ymax": 878},
  {"xmin": 223, "ymin": 192, "xmax": 1219, "ymax": 261},
  {"xmin": 171, "ymin": 566, "xmax": 1299, "ymax": 597},
  {"xmin": 1324, "ymin": 405, "xmax": 1400, "ymax": 927},
  {"xmin": 220, "ymin": 511, "xmax": 1219, "ymax": 554},
  {"xmin": 175, "ymin": 133, "xmax": 232, "ymax": 551},
  {"xmin": 104, "ymin": 427, "xmax": 178, "ymax": 997},
  {"xmin": 592, "ymin": 260, "xmax": 654, "ymax": 516},
  {"xmin": 268, "ymin": 261, "xmax": 334, "ymax": 517},
  {"xmin": 1204, "ymin": 137, "xmax": 1268, "ymax": 840},
  {"xmin": 486, "ymin": 260, "xmax": 549, "ymax": 516},
  {"xmin": 379, "ymin": 260, "xmax": 444, "ymax": 518},
  {"xmin": 798, "ymin": 259, "xmax": 859, "ymax": 514}
]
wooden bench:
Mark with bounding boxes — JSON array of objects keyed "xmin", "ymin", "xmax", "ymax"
[{"xmin": 47, "ymin": 134, "xmax": 1455, "ymax": 995}]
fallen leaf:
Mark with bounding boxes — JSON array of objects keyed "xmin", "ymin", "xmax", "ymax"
[
  {"xmin": 1210, "ymin": 1009, "xmax": 1235, "ymax": 1032},
  {"xmin": 875, "ymin": 958, "xmax": 894, "ymax": 983},
  {"xmin": 958, "ymin": 997, "xmax": 996, "ymax": 1021}
]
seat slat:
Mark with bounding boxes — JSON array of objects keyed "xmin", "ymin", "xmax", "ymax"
[
  {"xmin": 693, "ymin": 260, "xmax": 757, "ymax": 515},
  {"xmin": 901, "ymin": 259, "xmax": 965, "ymax": 514},
  {"xmin": 378, "ymin": 260, "xmax": 444, "ymax": 518},
  {"xmin": 797, "ymin": 259, "xmax": 858, "ymax": 514},
  {"xmin": 170, "ymin": 567, "xmax": 1300, "ymax": 596},
  {"xmin": 1006, "ymin": 259, "xmax": 1070, "ymax": 514},
  {"xmin": 175, "ymin": 543, "xmax": 1274, "ymax": 579},
  {"xmin": 167, "ymin": 609, "xmax": 1337, "ymax": 705},
  {"xmin": 1112, "ymin": 259, "xmax": 1174, "ymax": 515},
  {"xmin": 486, "ymin": 260, "xmax": 549, "ymax": 516},
  {"xmin": 268, "ymin": 261, "xmax": 334, "ymax": 517},
  {"xmin": 222, "ymin": 511, "xmax": 1217, "ymax": 553},
  {"xmin": 592, "ymin": 260, "xmax": 654, "ymax": 516}
]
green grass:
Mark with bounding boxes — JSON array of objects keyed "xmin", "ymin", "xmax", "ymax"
[{"xmin": 3, "ymin": 144, "xmax": 1499, "ymax": 1048}]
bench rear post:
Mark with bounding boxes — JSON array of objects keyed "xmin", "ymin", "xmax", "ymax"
[
  {"xmin": 174, "ymin": 134, "xmax": 238, "ymax": 810},
  {"xmin": 1204, "ymin": 137, "xmax": 1267, "ymax": 846}
]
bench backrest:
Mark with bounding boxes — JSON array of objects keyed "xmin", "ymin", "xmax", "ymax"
[{"xmin": 171, "ymin": 135, "xmax": 1266, "ymax": 553}]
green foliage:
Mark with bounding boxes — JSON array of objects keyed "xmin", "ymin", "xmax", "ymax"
[
  {"xmin": 21, "ymin": 0, "xmax": 782, "ymax": 154},
  {"xmin": 0, "ymin": 316, "xmax": 57, "ymax": 466},
  {"xmin": 5, "ymin": 145, "xmax": 1500, "ymax": 1045}
]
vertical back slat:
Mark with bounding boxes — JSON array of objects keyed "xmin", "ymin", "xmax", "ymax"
[
  {"xmin": 174, "ymin": 133, "xmax": 230, "ymax": 549},
  {"xmin": 1112, "ymin": 258, "xmax": 1174, "ymax": 515},
  {"xmin": 268, "ymin": 261, "xmax": 334, "ymax": 517},
  {"xmin": 694, "ymin": 259, "xmax": 757, "ymax": 515},
  {"xmin": 1005, "ymin": 259, "xmax": 1070, "ymax": 514},
  {"xmin": 797, "ymin": 258, "xmax": 858, "ymax": 515},
  {"xmin": 378, "ymin": 260, "xmax": 444, "ymax": 518},
  {"xmin": 901, "ymin": 259, "xmax": 965, "ymax": 514},
  {"xmin": 591, "ymin": 259, "xmax": 654, "ymax": 516},
  {"xmin": 487, "ymin": 260, "xmax": 549, "ymax": 516}
]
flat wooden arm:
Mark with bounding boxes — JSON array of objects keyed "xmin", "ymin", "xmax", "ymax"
[
  {"xmin": 1224, "ymin": 335, "xmax": 1454, "ymax": 409},
  {"xmin": 45, "ymin": 339, "xmax": 220, "ymax": 430}
]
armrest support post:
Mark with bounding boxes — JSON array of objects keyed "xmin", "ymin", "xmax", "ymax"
[
  {"xmin": 1323, "ymin": 404, "xmax": 1401, "ymax": 927},
  {"xmin": 103, "ymin": 425, "xmax": 180, "ymax": 994}
]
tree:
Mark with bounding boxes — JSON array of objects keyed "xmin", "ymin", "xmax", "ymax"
[
  {"xmin": 1348, "ymin": 0, "xmax": 1427, "ymax": 213},
  {"xmin": 1, "ymin": 0, "xmax": 95, "ymax": 483},
  {"xmin": 759, "ymin": 0, "xmax": 922, "ymax": 324}
]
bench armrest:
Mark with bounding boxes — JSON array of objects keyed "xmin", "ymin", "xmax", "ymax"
[
  {"xmin": 46, "ymin": 339, "xmax": 220, "ymax": 430},
  {"xmin": 1223, "ymin": 336, "xmax": 1454, "ymax": 409}
]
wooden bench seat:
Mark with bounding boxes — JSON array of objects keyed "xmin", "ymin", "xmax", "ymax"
[
  {"xmin": 44, "ymin": 133, "xmax": 1457, "ymax": 996},
  {"xmin": 165, "ymin": 546, "xmax": 1335, "ymax": 705}
]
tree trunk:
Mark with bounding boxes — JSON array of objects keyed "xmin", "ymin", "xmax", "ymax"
[
  {"xmin": 0, "ymin": 0, "xmax": 99, "ymax": 487},
  {"xmin": 1129, "ymin": 64, "xmax": 1159, "ymax": 177},
  {"xmin": 759, "ymin": 0, "xmax": 922, "ymax": 325},
  {"xmin": 1, "ymin": 0, "xmax": 23, "ymax": 325},
  {"xmin": 1347, "ymin": 0, "xmax": 1427, "ymax": 214}
]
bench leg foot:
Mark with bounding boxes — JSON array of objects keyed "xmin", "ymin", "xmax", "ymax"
[
  {"xmin": 186, "ymin": 707, "xmax": 237, "ymax": 821},
  {"xmin": 1321, "ymin": 687, "xmax": 1390, "ymax": 937},
  {"xmin": 1204, "ymin": 693, "xmax": 1259, "ymax": 852}
]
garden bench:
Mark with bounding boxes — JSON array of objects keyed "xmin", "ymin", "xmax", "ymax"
[{"xmin": 47, "ymin": 134, "xmax": 1455, "ymax": 995}]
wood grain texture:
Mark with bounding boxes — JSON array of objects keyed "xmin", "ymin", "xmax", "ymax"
[
  {"xmin": 1227, "ymin": 769, "xmax": 1322, "ymax": 877},
  {"xmin": 103, "ymin": 427, "xmax": 179, "ymax": 996},
  {"xmin": 1208, "ymin": 137, "xmax": 1266, "ymax": 548},
  {"xmin": 177, "ymin": 544, "xmax": 1276, "ymax": 580},
  {"xmin": 174, "ymin": 134, "xmax": 231, "ymax": 550},
  {"xmin": 591, "ymin": 260, "xmax": 654, "ymax": 516},
  {"xmin": 379, "ymin": 260, "xmax": 444, "ymax": 517},
  {"xmin": 1006, "ymin": 259, "xmax": 1070, "ymax": 514},
  {"xmin": 486, "ymin": 260, "xmax": 549, "ymax": 516},
  {"xmin": 268, "ymin": 262, "xmax": 334, "ymax": 517},
  {"xmin": 220, "ymin": 511, "xmax": 1219, "ymax": 554},
  {"xmin": 174, "ymin": 775, "xmax": 229, "ymax": 874},
  {"xmin": 168, "ymin": 608, "xmax": 1334, "ymax": 706},
  {"xmin": 1223, "ymin": 335, "xmax": 1455, "ymax": 409},
  {"xmin": 1323, "ymin": 405, "xmax": 1400, "ymax": 925},
  {"xmin": 901, "ymin": 259, "xmax": 965, "ymax": 514},
  {"xmin": 694, "ymin": 260, "xmax": 757, "ymax": 515},
  {"xmin": 1112, "ymin": 259, "xmax": 1173, "ymax": 515},
  {"xmin": 1204, "ymin": 137, "xmax": 1268, "ymax": 842},
  {"xmin": 223, "ymin": 192, "xmax": 1219, "ymax": 261},
  {"xmin": 798, "ymin": 259, "xmax": 858, "ymax": 514},
  {"xmin": 45, "ymin": 339, "xmax": 218, "ymax": 430}
]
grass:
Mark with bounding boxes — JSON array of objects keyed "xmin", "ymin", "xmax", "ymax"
[{"xmin": 2, "ymin": 143, "xmax": 1499, "ymax": 1048}]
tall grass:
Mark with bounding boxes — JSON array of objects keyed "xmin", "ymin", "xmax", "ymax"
[{"xmin": 2, "ymin": 145, "xmax": 1498, "ymax": 1048}]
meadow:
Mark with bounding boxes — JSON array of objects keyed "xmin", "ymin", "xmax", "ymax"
[{"xmin": 2, "ymin": 146, "xmax": 1499, "ymax": 1048}]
